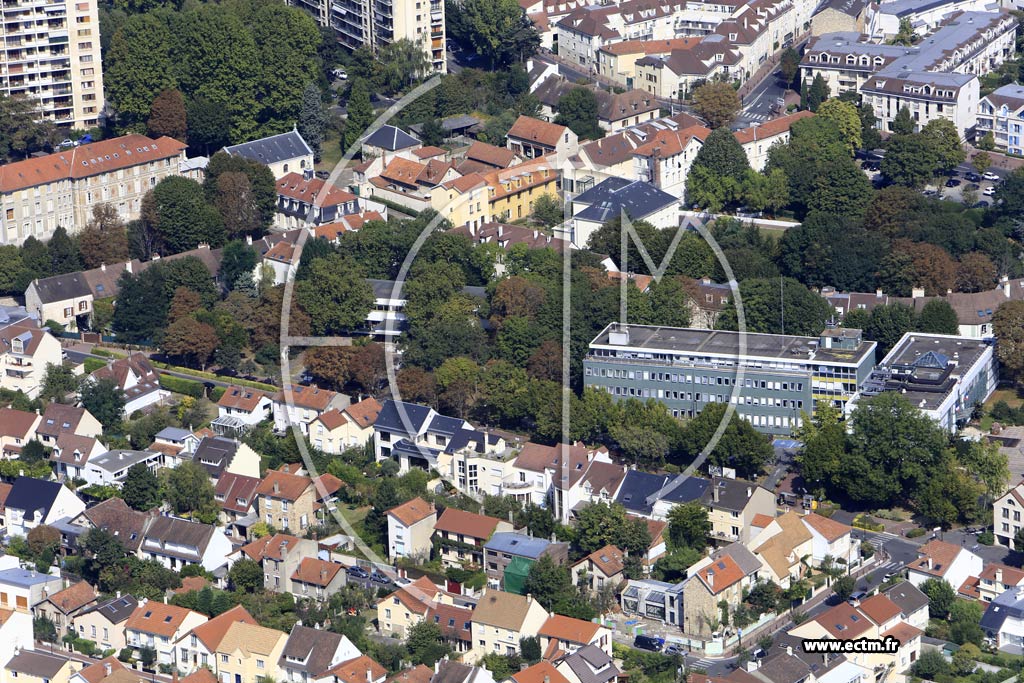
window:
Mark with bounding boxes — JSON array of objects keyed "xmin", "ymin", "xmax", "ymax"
[
  {"xmin": 221, "ymin": 655, "xmax": 229, "ymax": 664},
  {"xmin": 257, "ymin": 660, "xmax": 265, "ymax": 670}
]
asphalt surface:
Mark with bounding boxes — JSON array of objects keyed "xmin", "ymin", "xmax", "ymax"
[{"xmin": 737, "ymin": 72, "xmax": 790, "ymax": 126}]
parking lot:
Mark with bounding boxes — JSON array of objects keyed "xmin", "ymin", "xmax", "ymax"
[{"xmin": 858, "ymin": 159, "xmax": 1002, "ymax": 206}]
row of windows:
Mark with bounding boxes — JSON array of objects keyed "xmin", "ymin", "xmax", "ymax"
[
  {"xmin": 599, "ymin": 385, "xmax": 806, "ymax": 409},
  {"xmin": 588, "ymin": 366, "xmax": 808, "ymax": 391}
]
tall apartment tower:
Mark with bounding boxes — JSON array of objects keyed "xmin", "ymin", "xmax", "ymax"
[
  {"xmin": 0, "ymin": 0, "xmax": 104, "ymax": 128},
  {"xmin": 288, "ymin": 0, "xmax": 445, "ymax": 74}
]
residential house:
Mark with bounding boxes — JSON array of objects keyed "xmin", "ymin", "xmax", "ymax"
[
  {"xmin": 0, "ymin": 567, "xmax": 64, "ymax": 613},
  {"xmin": 24, "ymin": 273, "xmax": 93, "ymax": 332},
  {"xmin": 361, "ymin": 126, "xmax": 422, "ymax": 160},
  {"xmin": 223, "ymin": 131, "xmax": 314, "ymax": 180},
  {"xmin": 313, "ymin": 655, "xmax": 386, "ymax": 683},
  {"xmin": 386, "ymin": 666, "xmax": 433, "ymax": 683},
  {"xmin": 386, "ymin": 497, "xmax": 437, "ymax": 561},
  {"xmin": 434, "ymin": 508, "xmax": 513, "ymax": 568},
  {"xmin": 213, "ymin": 621, "xmax": 288, "ymax": 683},
  {"xmin": 635, "ymin": 518, "xmax": 668, "ymax": 571},
  {"xmin": 470, "ymin": 590, "xmax": 549, "ymax": 659},
  {"xmin": 191, "ymin": 437, "xmax": 261, "ymax": 481},
  {"xmin": 507, "ymin": 441, "xmax": 619, "ymax": 524},
  {"xmin": 995, "ymin": 480, "xmax": 1024, "ymax": 549},
  {"xmin": 0, "ymin": 320, "xmax": 63, "ymax": 398},
  {"xmin": 175, "ymin": 605, "xmax": 258, "ymax": 675},
  {"xmin": 538, "ymin": 615, "xmax": 612, "ymax": 658},
  {"xmin": 73, "ymin": 595, "xmax": 138, "ymax": 654},
  {"xmin": 555, "ymin": 645, "xmax": 620, "ymax": 683},
  {"xmin": 800, "ymin": 513, "xmax": 857, "ymax": 568},
  {"xmin": 0, "ymin": 409, "xmax": 39, "ymax": 459},
  {"xmin": 81, "ymin": 449, "xmax": 163, "ymax": 487},
  {"xmin": 457, "ymin": 142, "xmax": 521, "ymax": 175},
  {"xmin": 274, "ymin": 173, "xmax": 360, "ymax": 229},
  {"xmin": 1, "ymin": 135, "xmax": 188, "ymax": 246},
  {"xmin": 51, "ymin": 433, "xmax": 105, "ymax": 480},
  {"xmin": 424, "ymin": 604, "xmax": 475, "ymax": 654},
  {"xmin": 376, "ymin": 576, "xmax": 442, "ymax": 637},
  {"xmin": 701, "ymin": 477, "xmax": 777, "ymax": 545},
  {"xmin": 278, "ymin": 625, "xmax": 360, "ymax": 683},
  {"xmin": 631, "ymin": 124, "xmax": 707, "ymax": 197},
  {"xmin": 214, "ymin": 387, "xmax": 273, "ymax": 436},
  {"xmin": 138, "ymin": 516, "xmax": 234, "ymax": 573},
  {"xmin": 89, "ymin": 353, "xmax": 168, "ymax": 416},
  {"xmin": 372, "ymin": 400, "xmax": 474, "ymax": 473},
  {"xmin": 981, "ymin": 586, "xmax": 1024, "ymax": 652},
  {"xmin": 977, "ymin": 84, "xmax": 1024, "ymax": 154},
  {"xmin": 431, "ymin": 160, "xmax": 559, "ymax": 232},
  {"xmin": 906, "ymin": 539, "xmax": 983, "ymax": 591},
  {"xmin": 273, "ymin": 386, "xmax": 348, "ymax": 436},
  {"xmin": 255, "ymin": 469, "xmax": 317, "ymax": 533},
  {"xmin": 734, "ymin": 111, "xmax": 815, "ymax": 171},
  {"xmin": 962, "ymin": 564, "xmax": 1024, "ymax": 603},
  {"xmin": 214, "ymin": 473, "xmax": 261, "ymax": 529},
  {"xmin": 427, "ymin": 663, "xmax": 494, "ymax": 683},
  {"xmin": 4, "ymin": 477, "xmax": 86, "ymax": 537},
  {"xmin": 124, "ymin": 600, "xmax": 208, "ymax": 666},
  {"xmin": 35, "ymin": 581, "xmax": 97, "ymax": 636},
  {"xmin": 681, "ymin": 543, "xmax": 762, "ymax": 638},
  {"xmin": 360, "ymin": 156, "xmax": 459, "ymax": 214},
  {"xmin": 882, "ymin": 581, "xmax": 930, "ymax": 630},
  {"xmin": 35, "ymin": 404, "xmax": 102, "ymax": 446},
  {"xmin": 290, "ymin": 558, "xmax": 346, "ymax": 601},
  {"xmin": 749, "ymin": 510, "xmax": 814, "ymax": 589},
  {"xmin": 68, "ymin": 656, "xmax": 131, "ymax": 683},
  {"xmin": 571, "ymin": 545, "xmax": 625, "ymax": 594},
  {"xmin": 512, "ymin": 662, "xmax": 570, "ymax": 683},
  {"xmin": 309, "ymin": 397, "xmax": 383, "ymax": 454},
  {"xmin": 72, "ymin": 497, "xmax": 151, "ymax": 553},
  {"xmin": 4, "ymin": 651, "xmax": 77, "ymax": 683},
  {"xmin": 506, "ymin": 116, "xmax": 579, "ymax": 165},
  {"xmin": 566, "ymin": 177, "xmax": 678, "ymax": 249},
  {"xmin": 238, "ymin": 534, "xmax": 318, "ymax": 595},
  {"xmin": 484, "ymin": 533, "xmax": 569, "ymax": 592},
  {"xmin": 533, "ymin": 76, "xmax": 660, "ymax": 132},
  {"xmin": 152, "ymin": 427, "xmax": 200, "ymax": 458}
]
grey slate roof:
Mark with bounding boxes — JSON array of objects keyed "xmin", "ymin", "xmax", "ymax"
[
  {"xmin": 431, "ymin": 661, "xmax": 478, "ymax": 683},
  {"xmin": 981, "ymin": 588, "xmax": 1024, "ymax": 634},
  {"xmin": 701, "ymin": 477, "xmax": 764, "ymax": 512},
  {"xmin": 224, "ymin": 130, "xmax": 312, "ymax": 166},
  {"xmin": 615, "ymin": 470, "xmax": 674, "ymax": 515},
  {"xmin": 375, "ymin": 400, "xmax": 433, "ymax": 435},
  {"xmin": 31, "ymin": 272, "xmax": 91, "ymax": 304},
  {"xmin": 192, "ymin": 436, "xmax": 238, "ymax": 478},
  {"xmin": 883, "ymin": 580, "xmax": 929, "ymax": 617},
  {"xmin": 362, "ymin": 125, "xmax": 420, "ymax": 152},
  {"xmin": 559, "ymin": 644, "xmax": 620, "ymax": 683},
  {"xmin": 5, "ymin": 651, "xmax": 69, "ymax": 678},
  {"xmin": 279, "ymin": 625, "xmax": 344, "ymax": 676},
  {"xmin": 156, "ymin": 427, "xmax": 192, "ymax": 442},
  {"xmin": 573, "ymin": 178, "xmax": 677, "ymax": 223},
  {"xmin": 6, "ymin": 476, "xmax": 65, "ymax": 522},
  {"xmin": 0, "ymin": 567, "xmax": 60, "ymax": 588},
  {"xmin": 756, "ymin": 652, "xmax": 813, "ymax": 683},
  {"xmin": 80, "ymin": 594, "xmax": 139, "ymax": 624},
  {"xmin": 484, "ymin": 532, "xmax": 551, "ymax": 559},
  {"xmin": 713, "ymin": 541, "xmax": 763, "ymax": 577},
  {"xmin": 141, "ymin": 516, "xmax": 216, "ymax": 561},
  {"xmin": 89, "ymin": 449, "xmax": 158, "ymax": 474}
]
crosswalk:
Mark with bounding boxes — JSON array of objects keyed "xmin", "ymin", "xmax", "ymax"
[
  {"xmin": 688, "ymin": 657, "xmax": 717, "ymax": 670},
  {"xmin": 745, "ymin": 113, "xmax": 770, "ymax": 121}
]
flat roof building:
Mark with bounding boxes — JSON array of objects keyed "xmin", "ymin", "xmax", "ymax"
[{"xmin": 583, "ymin": 323, "xmax": 877, "ymax": 435}]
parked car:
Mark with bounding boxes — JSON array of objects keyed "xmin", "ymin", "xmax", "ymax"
[
  {"xmin": 633, "ymin": 635, "xmax": 665, "ymax": 652},
  {"xmin": 331, "ymin": 68, "xmax": 348, "ymax": 81},
  {"xmin": 664, "ymin": 644, "xmax": 686, "ymax": 656},
  {"xmin": 848, "ymin": 590, "xmax": 868, "ymax": 605},
  {"xmin": 346, "ymin": 565, "xmax": 370, "ymax": 579},
  {"xmin": 984, "ymin": 186, "xmax": 997, "ymax": 196},
  {"xmin": 371, "ymin": 572, "xmax": 391, "ymax": 584},
  {"xmin": 965, "ymin": 172, "xmax": 982, "ymax": 182},
  {"xmin": 945, "ymin": 178, "xmax": 961, "ymax": 187},
  {"xmin": 753, "ymin": 648, "xmax": 767, "ymax": 659},
  {"xmin": 983, "ymin": 171, "xmax": 1000, "ymax": 181}
]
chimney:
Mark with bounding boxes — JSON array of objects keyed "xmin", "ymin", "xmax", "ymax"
[
  {"xmin": 875, "ymin": 288, "xmax": 883, "ymax": 298},
  {"xmin": 926, "ymin": 557, "xmax": 933, "ymax": 570},
  {"xmin": 366, "ymin": 669, "xmax": 372, "ymax": 683},
  {"xmin": 274, "ymin": 481, "xmax": 280, "ymax": 494},
  {"xmin": 246, "ymin": 235, "xmax": 253, "ymax": 246},
  {"xmin": 706, "ymin": 569, "xmax": 714, "ymax": 587},
  {"xmin": 746, "ymin": 487, "xmax": 752, "ymax": 498},
  {"xmin": 713, "ymin": 484, "xmax": 720, "ymax": 503},
  {"xmin": 126, "ymin": 261, "xmax": 133, "ymax": 274},
  {"xmin": 996, "ymin": 567, "xmax": 1004, "ymax": 585},
  {"xmin": 100, "ymin": 263, "xmax": 106, "ymax": 272},
  {"xmin": 163, "ymin": 595, "xmax": 168, "ymax": 604},
  {"xmin": 527, "ymin": 593, "xmax": 533, "ymax": 604},
  {"xmin": 786, "ymin": 646, "xmax": 793, "ymax": 657},
  {"xmin": 116, "ymin": 591, "xmax": 121, "ymax": 599},
  {"xmin": 104, "ymin": 664, "xmax": 112, "ymax": 677},
  {"xmin": 1002, "ymin": 275, "xmax": 1011, "ymax": 298}
]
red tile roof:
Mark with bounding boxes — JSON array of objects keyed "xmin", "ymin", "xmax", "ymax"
[
  {"xmin": 345, "ymin": 397, "xmax": 383, "ymax": 428},
  {"xmin": 218, "ymin": 386, "xmax": 269, "ymax": 412},
  {"xmin": 507, "ymin": 116, "xmax": 568, "ymax": 148},
  {"xmin": 513, "ymin": 662, "xmax": 571, "ymax": 683},
  {"xmin": 188, "ymin": 605, "xmax": 257, "ymax": 650},
  {"xmin": 538, "ymin": 614, "xmax": 601, "ymax": 644},
  {"xmin": 908, "ymin": 540, "xmax": 962, "ymax": 578},
  {"xmin": 387, "ymin": 497, "xmax": 436, "ymax": 526},
  {"xmin": 256, "ymin": 470, "xmax": 314, "ymax": 502},
  {"xmin": 434, "ymin": 507, "xmax": 502, "ymax": 540},
  {"xmin": 292, "ymin": 558, "xmax": 343, "ymax": 586},
  {"xmin": 801, "ymin": 513, "xmax": 851, "ymax": 541},
  {"xmin": 125, "ymin": 602, "xmax": 202, "ymax": 638},
  {"xmin": 733, "ymin": 111, "xmax": 814, "ymax": 145},
  {"xmin": 276, "ymin": 172, "xmax": 356, "ymax": 208},
  {"xmin": 323, "ymin": 655, "xmax": 386, "ymax": 683},
  {"xmin": 240, "ymin": 533, "xmax": 305, "ymax": 561},
  {"xmin": 696, "ymin": 555, "xmax": 745, "ymax": 594},
  {"xmin": 858, "ymin": 594, "xmax": 901, "ymax": 626},
  {"xmin": 0, "ymin": 408, "xmax": 37, "ymax": 439},
  {"xmin": 43, "ymin": 581, "xmax": 96, "ymax": 614}
]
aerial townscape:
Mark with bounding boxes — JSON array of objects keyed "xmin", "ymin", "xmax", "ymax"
[{"xmin": 7, "ymin": 0, "xmax": 1024, "ymax": 681}]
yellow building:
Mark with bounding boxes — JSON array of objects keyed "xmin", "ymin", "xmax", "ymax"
[
  {"xmin": 3, "ymin": 651, "xmax": 77, "ymax": 683},
  {"xmin": 433, "ymin": 159, "xmax": 560, "ymax": 231},
  {"xmin": 214, "ymin": 621, "xmax": 288, "ymax": 683}
]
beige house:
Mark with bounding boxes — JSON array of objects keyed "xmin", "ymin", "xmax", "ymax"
[
  {"xmin": 702, "ymin": 477, "xmax": 777, "ymax": 545},
  {"xmin": 749, "ymin": 510, "xmax": 815, "ymax": 589},
  {"xmin": 74, "ymin": 595, "xmax": 139, "ymax": 655},
  {"xmin": 238, "ymin": 534, "xmax": 318, "ymax": 595},
  {"xmin": 681, "ymin": 543, "xmax": 763, "ymax": 638},
  {"xmin": 571, "ymin": 545, "xmax": 625, "ymax": 594},
  {"xmin": 538, "ymin": 615, "xmax": 612, "ymax": 657},
  {"xmin": 124, "ymin": 600, "xmax": 208, "ymax": 666},
  {"xmin": 34, "ymin": 581, "xmax": 97, "ymax": 637},
  {"xmin": 434, "ymin": 508, "xmax": 512, "ymax": 568},
  {"xmin": 470, "ymin": 590, "xmax": 549, "ymax": 659},
  {"xmin": 0, "ymin": 135, "xmax": 188, "ymax": 245},
  {"xmin": 309, "ymin": 397, "xmax": 383, "ymax": 454},
  {"xmin": 994, "ymin": 480, "xmax": 1024, "ymax": 549},
  {"xmin": 386, "ymin": 497, "xmax": 436, "ymax": 561},
  {"xmin": 213, "ymin": 621, "xmax": 288, "ymax": 683},
  {"xmin": 3, "ymin": 651, "xmax": 78, "ymax": 683},
  {"xmin": 376, "ymin": 576, "xmax": 446, "ymax": 637},
  {"xmin": 0, "ymin": 320, "xmax": 63, "ymax": 398},
  {"xmin": 0, "ymin": 409, "xmax": 40, "ymax": 459},
  {"xmin": 176, "ymin": 605, "xmax": 258, "ymax": 675},
  {"xmin": 255, "ymin": 469, "xmax": 317, "ymax": 533},
  {"xmin": 289, "ymin": 558, "xmax": 346, "ymax": 602},
  {"xmin": 35, "ymin": 403, "xmax": 103, "ymax": 446}
]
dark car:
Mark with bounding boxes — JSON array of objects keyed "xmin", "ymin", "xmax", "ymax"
[
  {"xmin": 347, "ymin": 565, "xmax": 370, "ymax": 579},
  {"xmin": 945, "ymin": 178, "xmax": 961, "ymax": 187},
  {"xmin": 965, "ymin": 172, "xmax": 982, "ymax": 182},
  {"xmin": 633, "ymin": 635, "xmax": 665, "ymax": 652},
  {"xmin": 371, "ymin": 572, "xmax": 391, "ymax": 584}
]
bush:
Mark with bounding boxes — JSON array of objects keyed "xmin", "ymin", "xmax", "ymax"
[
  {"xmin": 978, "ymin": 530, "xmax": 995, "ymax": 545},
  {"xmin": 83, "ymin": 358, "xmax": 106, "ymax": 373},
  {"xmin": 210, "ymin": 386, "xmax": 226, "ymax": 402},
  {"xmin": 853, "ymin": 514, "xmax": 884, "ymax": 532},
  {"xmin": 906, "ymin": 528, "xmax": 926, "ymax": 538},
  {"xmin": 159, "ymin": 375, "xmax": 204, "ymax": 398}
]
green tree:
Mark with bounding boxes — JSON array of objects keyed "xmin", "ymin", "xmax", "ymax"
[
  {"xmin": 717, "ymin": 277, "xmax": 832, "ymax": 336},
  {"xmin": 220, "ymin": 240, "xmax": 259, "ymax": 291},
  {"xmin": 345, "ymin": 79, "xmax": 375, "ymax": 151},
  {"xmin": 919, "ymin": 578, "xmax": 956, "ymax": 619},
  {"xmin": 912, "ymin": 650, "xmax": 950, "ymax": 679},
  {"xmin": 228, "ymin": 558, "xmax": 264, "ymax": 593},
  {"xmin": 78, "ymin": 204, "xmax": 130, "ymax": 270},
  {"xmin": 972, "ymin": 150, "xmax": 992, "ymax": 174},
  {"xmin": 692, "ymin": 126, "xmax": 750, "ymax": 180},
  {"xmin": 891, "ymin": 106, "xmax": 914, "ymax": 135},
  {"xmin": 0, "ymin": 95, "xmax": 56, "ymax": 162},
  {"xmin": 203, "ymin": 152, "xmax": 276, "ymax": 231},
  {"xmin": 166, "ymin": 460, "xmax": 217, "ymax": 517},
  {"xmin": 406, "ymin": 621, "xmax": 451, "ymax": 666},
  {"xmin": 677, "ymin": 403, "xmax": 773, "ymax": 478},
  {"xmin": 805, "ymin": 74, "xmax": 829, "ymax": 112},
  {"xmin": 40, "ymin": 364, "xmax": 80, "ymax": 403},
  {"xmin": 33, "ymin": 616, "xmax": 57, "ymax": 643},
  {"xmin": 122, "ymin": 463, "xmax": 161, "ymax": 511},
  {"xmin": 20, "ymin": 440, "xmax": 47, "ymax": 466},
  {"xmin": 808, "ymin": 160, "xmax": 873, "ymax": 217},
  {"xmin": 691, "ymin": 82, "xmax": 741, "ymax": 129},
  {"xmin": 296, "ymin": 255, "xmax": 375, "ymax": 334},
  {"xmin": 882, "ymin": 134, "xmax": 938, "ymax": 187},
  {"xmin": 573, "ymin": 501, "xmax": 650, "ymax": 554},
  {"xmin": 816, "ymin": 99, "xmax": 861, "ymax": 153},
  {"xmin": 105, "ymin": 13, "xmax": 175, "ymax": 126},
  {"xmin": 916, "ymin": 298, "xmax": 960, "ymax": 334},
  {"xmin": 0, "ymin": 245, "xmax": 24, "ymax": 294},
  {"xmin": 779, "ymin": 48, "xmax": 800, "ymax": 86},
  {"xmin": 994, "ymin": 301, "xmax": 1024, "ymax": 379},
  {"xmin": 832, "ymin": 574, "xmax": 855, "ymax": 601},
  {"xmin": 187, "ymin": 97, "xmax": 232, "ymax": 154},
  {"xmin": 920, "ymin": 118, "xmax": 965, "ymax": 172},
  {"xmin": 80, "ymin": 377, "xmax": 125, "ymax": 430},
  {"xmin": 554, "ymin": 87, "xmax": 603, "ymax": 140},
  {"xmin": 377, "ymin": 39, "xmax": 431, "ymax": 94},
  {"xmin": 47, "ymin": 226, "xmax": 81, "ymax": 275},
  {"xmin": 531, "ymin": 194, "xmax": 564, "ymax": 227},
  {"xmin": 298, "ymin": 83, "xmax": 327, "ymax": 162},
  {"xmin": 523, "ymin": 554, "xmax": 574, "ymax": 611},
  {"xmin": 865, "ymin": 303, "xmax": 916, "ymax": 356},
  {"xmin": 666, "ymin": 501, "xmax": 710, "ymax": 550},
  {"xmin": 149, "ymin": 176, "xmax": 225, "ymax": 253},
  {"xmin": 447, "ymin": 0, "xmax": 539, "ymax": 69}
]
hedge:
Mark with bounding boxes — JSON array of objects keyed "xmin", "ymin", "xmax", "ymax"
[
  {"xmin": 149, "ymin": 360, "xmax": 276, "ymax": 391},
  {"xmin": 210, "ymin": 386, "xmax": 226, "ymax": 402},
  {"xmin": 83, "ymin": 358, "xmax": 106, "ymax": 373},
  {"xmin": 159, "ymin": 375, "xmax": 205, "ymax": 398}
]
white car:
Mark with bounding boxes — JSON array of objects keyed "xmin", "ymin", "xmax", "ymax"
[
  {"xmin": 983, "ymin": 171, "xmax": 1000, "ymax": 181},
  {"xmin": 983, "ymin": 186, "xmax": 997, "ymax": 196},
  {"xmin": 331, "ymin": 68, "xmax": 348, "ymax": 81}
]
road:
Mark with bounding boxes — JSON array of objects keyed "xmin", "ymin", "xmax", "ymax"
[{"xmin": 736, "ymin": 70, "xmax": 789, "ymax": 126}]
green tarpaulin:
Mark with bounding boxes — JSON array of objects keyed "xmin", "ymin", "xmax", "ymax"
[{"xmin": 503, "ymin": 556, "xmax": 534, "ymax": 595}]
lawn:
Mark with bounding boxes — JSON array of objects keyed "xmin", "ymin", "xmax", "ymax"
[
  {"xmin": 337, "ymin": 504, "xmax": 369, "ymax": 533},
  {"xmin": 316, "ymin": 131, "xmax": 345, "ymax": 171},
  {"xmin": 984, "ymin": 387, "xmax": 1024, "ymax": 410}
]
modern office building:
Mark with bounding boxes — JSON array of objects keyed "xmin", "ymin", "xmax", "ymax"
[
  {"xmin": 583, "ymin": 323, "xmax": 877, "ymax": 434},
  {"xmin": 860, "ymin": 332, "xmax": 996, "ymax": 432},
  {"xmin": 0, "ymin": 0, "xmax": 104, "ymax": 128},
  {"xmin": 287, "ymin": 0, "xmax": 445, "ymax": 73}
]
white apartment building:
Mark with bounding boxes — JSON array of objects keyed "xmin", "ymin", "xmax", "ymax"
[
  {"xmin": 287, "ymin": 0, "xmax": 445, "ymax": 73},
  {"xmin": 977, "ymin": 84, "xmax": 1024, "ymax": 154},
  {"xmin": 0, "ymin": 0, "xmax": 104, "ymax": 128}
]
